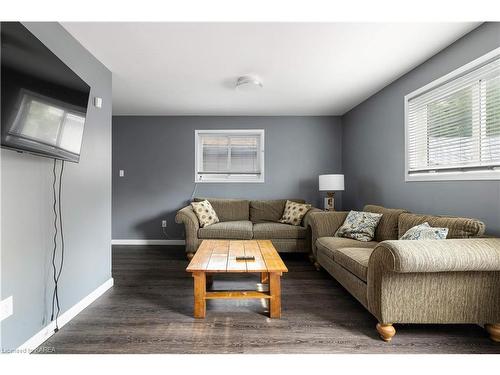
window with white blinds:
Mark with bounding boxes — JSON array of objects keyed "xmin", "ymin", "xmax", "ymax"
[
  {"xmin": 195, "ymin": 129, "xmax": 264, "ymax": 182},
  {"xmin": 405, "ymin": 48, "xmax": 500, "ymax": 181}
]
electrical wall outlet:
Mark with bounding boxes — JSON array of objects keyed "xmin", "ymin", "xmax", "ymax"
[
  {"xmin": 162, "ymin": 220, "xmax": 167, "ymax": 228},
  {"xmin": 0, "ymin": 296, "xmax": 13, "ymax": 321}
]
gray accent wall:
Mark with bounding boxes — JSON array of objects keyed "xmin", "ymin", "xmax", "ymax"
[
  {"xmin": 342, "ymin": 22, "xmax": 500, "ymax": 236},
  {"xmin": 0, "ymin": 23, "xmax": 112, "ymax": 349},
  {"xmin": 112, "ymin": 116, "xmax": 342, "ymax": 240}
]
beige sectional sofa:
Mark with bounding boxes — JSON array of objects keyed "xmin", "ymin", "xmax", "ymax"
[
  {"xmin": 175, "ymin": 198, "xmax": 321, "ymax": 259},
  {"xmin": 308, "ymin": 205, "xmax": 500, "ymax": 342}
]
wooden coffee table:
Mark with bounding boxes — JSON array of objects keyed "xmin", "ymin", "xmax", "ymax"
[{"xmin": 186, "ymin": 239, "xmax": 288, "ymax": 319}]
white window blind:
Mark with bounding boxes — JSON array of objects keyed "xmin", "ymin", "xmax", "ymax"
[
  {"xmin": 405, "ymin": 49, "xmax": 500, "ymax": 181},
  {"xmin": 195, "ymin": 129, "xmax": 264, "ymax": 183}
]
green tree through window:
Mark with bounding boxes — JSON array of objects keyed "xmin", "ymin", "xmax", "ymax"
[
  {"xmin": 486, "ymin": 77, "xmax": 500, "ymax": 137},
  {"xmin": 427, "ymin": 86, "xmax": 472, "ymax": 138}
]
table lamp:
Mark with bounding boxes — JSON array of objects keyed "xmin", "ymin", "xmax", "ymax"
[{"xmin": 319, "ymin": 174, "xmax": 344, "ymax": 211}]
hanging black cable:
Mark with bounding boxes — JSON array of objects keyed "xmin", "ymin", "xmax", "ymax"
[
  {"xmin": 50, "ymin": 159, "xmax": 58, "ymax": 325},
  {"xmin": 49, "ymin": 159, "xmax": 65, "ymax": 332},
  {"xmin": 55, "ymin": 160, "xmax": 65, "ymax": 327}
]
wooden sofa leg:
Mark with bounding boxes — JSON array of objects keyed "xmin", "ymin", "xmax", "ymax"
[
  {"xmin": 186, "ymin": 252, "xmax": 195, "ymax": 261},
  {"xmin": 485, "ymin": 324, "xmax": 500, "ymax": 342},
  {"xmin": 376, "ymin": 323, "xmax": 396, "ymax": 342},
  {"xmin": 309, "ymin": 253, "xmax": 321, "ymax": 270}
]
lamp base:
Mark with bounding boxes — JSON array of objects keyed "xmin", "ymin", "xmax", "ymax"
[{"xmin": 324, "ymin": 192, "xmax": 336, "ymax": 211}]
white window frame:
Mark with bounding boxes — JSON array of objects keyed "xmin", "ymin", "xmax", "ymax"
[
  {"xmin": 194, "ymin": 129, "xmax": 265, "ymax": 183},
  {"xmin": 404, "ymin": 47, "xmax": 500, "ymax": 182}
]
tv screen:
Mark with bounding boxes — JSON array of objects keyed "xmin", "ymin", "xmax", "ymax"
[{"xmin": 1, "ymin": 22, "xmax": 91, "ymax": 163}]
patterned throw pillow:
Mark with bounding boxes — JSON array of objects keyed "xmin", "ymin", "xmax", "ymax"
[
  {"xmin": 399, "ymin": 222, "xmax": 449, "ymax": 240},
  {"xmin": 334, "ymin": 210, "xmax": 383, "ymax": 242},
  {"xmin": 279, "ymin": 200, "xmax": 312, "ymax": 226},
  {"xmin": 190, "ymin": 200, "xmax": 219, "ymax": 228}
]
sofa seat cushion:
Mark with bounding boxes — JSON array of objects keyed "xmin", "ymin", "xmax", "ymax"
[
  {"xmin": 330, "ymin": 247, "xmax": 374, "ymax": 282},
  {"xmin": 198, "ymin": 220, "xmax": 253, "ymax": 239},
  {"xmin": 316, "ymin": 237, "xmax": 378, "ymax": 281},
  {"xmin": 316, "ymin": 237, "xmax": 378, "ymax": 257},
  {"xmin": 253, "ymin": 222, "xmax": 306, "ymax": 239}
]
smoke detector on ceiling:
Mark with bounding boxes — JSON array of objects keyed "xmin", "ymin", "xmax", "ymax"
[{"xmin": 235, "ymin": 75, "xmax": 263, "ymax": 91}]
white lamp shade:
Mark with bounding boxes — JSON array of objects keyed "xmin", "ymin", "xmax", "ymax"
[{"xmin": 319, "ymin": 174, "xmax": 344, "ymax": 191}]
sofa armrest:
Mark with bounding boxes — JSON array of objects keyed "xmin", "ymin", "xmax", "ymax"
[
  {"xmin": 301, "ymin": 207, "xmax": 322, "ymax": 253},
  {"xmin": 175, "ymin": 206, "xmax": 201, "ymax": 254},
  {"xmin": 306, "ymin": 211, "xmax": 348, "ymax": 256},
  {"xmin": 367, "ymin": 238, "xmax": 500, "ymax": 324},
  {"xmin": 302, "ymin": 207, "xmax": 322, "ymax": 228},
  {"xmin": 175, "ymin": 205, "xmax": 199, "ymax": 228},
  {"xmin": 369, "ymin": 238, "xmax": 500, "ymax": 273}
]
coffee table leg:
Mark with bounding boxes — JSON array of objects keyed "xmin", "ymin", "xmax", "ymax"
[
  {"xmin": 260, "ymin": 272, "xmax": 269, "ymax": 284},
  {"xmin": 269, "ymin": 272, "xmax": 281, "ymax": 318},
  {"xmin": 193, "ymin": 271, "xmax": 206, "ymax": 318}
]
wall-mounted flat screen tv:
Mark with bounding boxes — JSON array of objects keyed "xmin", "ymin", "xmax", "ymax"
[{"xmin": 1, "ymin": 22, "xmax": 91, "ymax": 163}]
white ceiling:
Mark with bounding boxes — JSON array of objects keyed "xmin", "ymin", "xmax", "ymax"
[{"xmin": 62, "ymin": 22, "xmax": 480, "ymax": 116}]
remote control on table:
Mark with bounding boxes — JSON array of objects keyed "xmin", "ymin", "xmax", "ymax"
[{"xmin": 235, "ymin": 256, "xmax": 255, "ymax": 261}]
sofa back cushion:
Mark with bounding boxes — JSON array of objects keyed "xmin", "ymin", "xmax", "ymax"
[
  {"xmin": 193, "ymin": 197, "xmax": 249, "ymax": 221},
  {"xmin": 364, "ymin": 205, "xmax": 408, "ymax": 241},
  {"xmin": 398, "ymin": 213, "xmax": 485, "ymax": 239},
  {"xmin": 250, "ymin": 199, "xmax": 305, "ymax": 223}
]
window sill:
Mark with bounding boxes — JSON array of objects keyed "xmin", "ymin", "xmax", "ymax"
[
  {"xmin": 194, "ymin": 179, "xmax": 265, "ymax": 184},
  {"xmin": 405, "ymin": 170, "xmax": 500, "ymax": 182}
]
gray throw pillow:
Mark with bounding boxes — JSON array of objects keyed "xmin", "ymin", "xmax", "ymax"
[
  {"xmin": 399, "ymin": 222, "xmax": 448, "ymax": 240},
  {"xmin": 334, "ymin": 210, "xmax": 383, "ymax": 242}
]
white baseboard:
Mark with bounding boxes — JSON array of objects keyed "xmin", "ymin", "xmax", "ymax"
[
  {"xmin": 16, "ymin": 278, "xmax": 114, "ymax": 354},
  {"xmin": 111, "ymin": 239, "xmax": 185, "ymax": 246}
]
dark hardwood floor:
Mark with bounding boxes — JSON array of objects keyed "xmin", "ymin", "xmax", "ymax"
[{"xmin": 39, "ymin": 245, "xmax": 500, "ymax": 354}]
